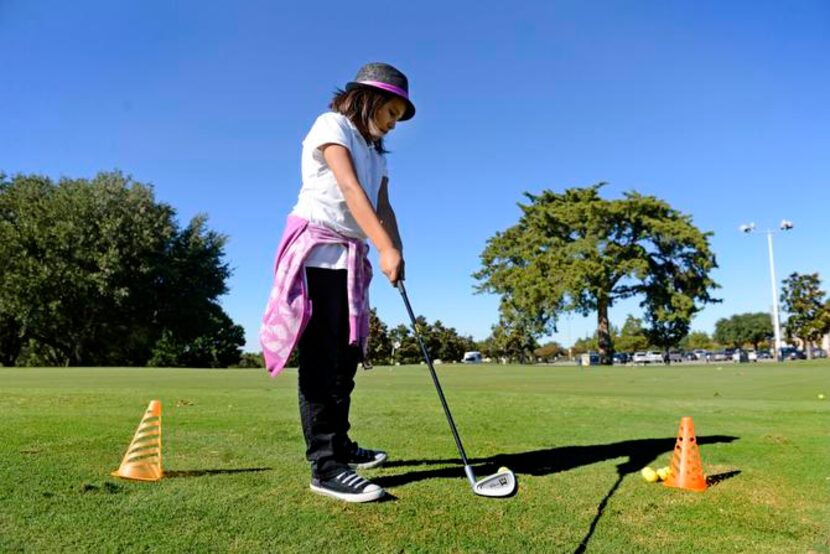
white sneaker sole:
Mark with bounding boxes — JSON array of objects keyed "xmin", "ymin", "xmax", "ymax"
[
  {"xmin": 349, "ymin": 452, "xmax": 388, "ymax": 470},
  {"xmin": 310, "ymin": 483, "xmax": 386, "ymax": 503}
]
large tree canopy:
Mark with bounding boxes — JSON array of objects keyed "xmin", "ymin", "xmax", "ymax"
[
  {"xmin": 713, "ymin": 312, "xmax": 774, "ymax": 350},
  {"xmin": 780, "ymin": 272, "xmax": 830, "ymax": 358},
  {"xmin": 474, "ymin": 183, "xmax": 719, "ymax": 364},
  {"xmin": 0, "ymin": 171, "xmax": 244, "ymax": 367}
]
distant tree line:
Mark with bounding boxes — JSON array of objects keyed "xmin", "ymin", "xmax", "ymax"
[
  {"xmin": 567, "ymin": 312, "xmax": 775, "ymax": 355},
  {"xmin": 368, "ymin": 309, "xmax": 478, "ymax": 365},
  {"xmin": 0, "ymin": 172, "xmax": 244, "ymax": 367}
]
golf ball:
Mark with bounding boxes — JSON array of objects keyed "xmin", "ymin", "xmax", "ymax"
[
  {"xmin": 641, "ymin": 467, "xmax": 659, "ymax": 483},
  {"xmin": 499, "ymin": 466, "xmax": 510, "ymax": 473},
  {"xmin": 819, "ymin": 394, "xmax": 825, "ymax": 400}
]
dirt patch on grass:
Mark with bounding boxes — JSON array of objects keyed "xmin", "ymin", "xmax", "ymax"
[{"xmin": 762, "ymin": 433, "xmax": 791, "ymax": 445}]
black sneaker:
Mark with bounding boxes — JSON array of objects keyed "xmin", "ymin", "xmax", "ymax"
[
  {"xmin": 310, "ymin": 470, "xmax": 385, "ymax": 503},
  {"xmin": 347, "ymin": 443, "xmax": 388, "ymax": 469}
]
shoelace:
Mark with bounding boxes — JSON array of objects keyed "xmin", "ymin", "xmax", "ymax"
[
  {"xmin": 353, "ymin": 444, "xmax": 381, "ymax": 460},
  {"xmin": 336, "ymin": 471, "xmax": 369, "ymax": 489}
]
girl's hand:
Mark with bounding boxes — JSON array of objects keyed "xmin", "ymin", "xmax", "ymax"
[{"xmin": 379, "ymin": 247, "xmax": 403, "ymax": 284}]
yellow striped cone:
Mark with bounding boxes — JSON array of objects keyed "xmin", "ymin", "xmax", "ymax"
[{"xmin": 111, "ymin": 400, "xmax": 163, "ymax": 481}]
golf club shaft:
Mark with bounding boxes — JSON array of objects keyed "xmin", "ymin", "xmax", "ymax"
[{"xmin": 397, "ymin": 281, "xmax": 473, "ymax": 474}]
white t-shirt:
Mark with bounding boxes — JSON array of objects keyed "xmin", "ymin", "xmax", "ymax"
[{"xmin": 290, "ymin": 112, "xmax": 388, "ymax": 269}]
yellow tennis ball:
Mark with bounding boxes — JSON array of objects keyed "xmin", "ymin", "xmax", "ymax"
[
  {"xmin": 819, "ymin": 394, "xmax": 826, "ymax": 400},
  {"xmin": 641, "ymin": 467, "xmax": 658, "ymax": 482},
  {"xmin": 656, "ymin": 467, "xmax": 670, "ymax": 481}
]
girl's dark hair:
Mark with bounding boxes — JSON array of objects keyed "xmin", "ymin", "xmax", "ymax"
[{"xmin": 329, "ymin": 87, "xmax": 393, "ymax": 154}]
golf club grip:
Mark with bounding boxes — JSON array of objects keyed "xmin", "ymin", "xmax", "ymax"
[{"xmin": 397, "ymin": 282, "xmax": 471, "ymax": 466}]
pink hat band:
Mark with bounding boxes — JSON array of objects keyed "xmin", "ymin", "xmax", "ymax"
[{"xmin": 357, "ymin": 80, "xmax": 409, "ymax": 100}]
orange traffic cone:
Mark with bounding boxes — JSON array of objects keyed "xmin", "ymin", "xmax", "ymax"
[
  {"xmin": 111, "ymin": 400, "xmax": 163, "ymax": 481},
  {"xmin": 663, "ymin": 416, "xmax": 707, "ymax": 492}
]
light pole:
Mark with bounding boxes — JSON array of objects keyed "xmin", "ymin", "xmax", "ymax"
[{"xmin": 739, "ymin": 219, "xmax": 794, "ymax": 361}]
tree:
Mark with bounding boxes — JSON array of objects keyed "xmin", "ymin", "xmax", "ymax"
[
  {"xmin": 780, "ymin": 272, "xmax": 830, "ymax": 358},
  {"xmin": 0, "ymin": 172, "xmax": 244, "ymax": 367},
  {"xmin": 713, "ymin": 312, "xmax": 773, "ymax": 350},
  {"xmin": 389, "ymin": 323, "xmax": 419, "ymax": 364},
  {"xmin": 570, "ymin": 336, "xmax": 597, "ymax": 356},
  {"xmin": 431, "ymin": 320, "xmax": 476, "ymax": 362},
  {"xmin": 486, "ymin": 318, "xmax": 539, "ymax": 363},
  {"xmin": 614, "ymin": 314, "xmax": 649, "ymax": 353},
  {"xmin": 147, "ymin": 306, "xmax": 245, "ymax": 368},
  {"xmin": 534, "ymin": 341, "xmax": 566, "ymax": 362},
  {"xmin": 234, "ymin": 352, "xmax": 266, "ymax": 368},
  {"xmin": 368, "ymin": 308, "xmax": 392, "ymax": 365},
  {"xmin": 475, "ymin": 184, "xmax": 719, "ymax": 364},
  {"xmin": 678, "ymin": 330, "xmax": 713, "ymax": 351}
]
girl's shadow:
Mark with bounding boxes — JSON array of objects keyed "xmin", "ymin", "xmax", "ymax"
[{"xmin": 374, "ymin": 435, "xmax": 738, "ymax": 488}]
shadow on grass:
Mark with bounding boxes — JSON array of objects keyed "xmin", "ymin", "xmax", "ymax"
[
  {"xmin": 165, "ymin": 467, "xmax": 272, "ymax": 478},
  {"xmin": 573, "ymin": 466, "xmax": 741, "ymax": 553},
  {"xmin": 706, "ymin": 469, "xmax": 742, "ymax": 487},
  {"xmin": 573, "ymin": 468, "xmax": 625, "ymax": 554},
  {"xmin": 377, "ymin": 435, "xmax": 739, "ymax": 554},
  {"xmin": 377, "ymin": 435, "xmax": 739, "ymax": 487}
]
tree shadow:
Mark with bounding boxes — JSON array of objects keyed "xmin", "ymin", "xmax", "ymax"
[{"xmin": 165, "ymin": 467, "xmax": 272, "ymax": 478}]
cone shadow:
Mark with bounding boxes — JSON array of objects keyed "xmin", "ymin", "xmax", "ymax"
[
  {"xmin": 706, "ymin": 469, "xmax": 741, "ymax": 487},
  {"xmin": 165, "ymin": 467, "xmax": 272, "ymax": 478}
]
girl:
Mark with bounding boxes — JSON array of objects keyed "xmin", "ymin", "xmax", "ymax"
[{"xmin": 260, "ymin": 62, "xmax": 415, "ymax": 503}]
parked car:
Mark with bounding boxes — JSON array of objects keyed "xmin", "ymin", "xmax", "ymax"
[
  {"xmin": 612, "ymin": 352, "xmax": 630, "ymax": 364},
  {"xmin": 732, "ymin": 350, "xmax": 749, "ymax": 363},
  {"xmin": 757, "ymin": 350, "xmax": 773, "ymax": 360},
  {"xmin": 462, "ymin": 351, "xmax": 482, "ymax": 363},
  {"xmin": 810, "ymin": 348, "xmax": 828, "ymax": 359},
  {"xmin": 707, "ymin": 350, "xmax": 729, "ymax": 362},
  {"xmin": 632, "ymin": 351, "xmax": 664, "ymax": 364},
  {"xmin": 747, "ymin": 350, "xmax": 758, "ymax": 362},
  {"xmin": 692, "ymin": 349, "xmax": 709, "ymax": 361},
  {"xmin": 667, "ymin": 351, "xmax": 684, "ymax": 363},
  {"xmin": 778, "ymin": 347, "xmax": 806, "ymax": 361}
]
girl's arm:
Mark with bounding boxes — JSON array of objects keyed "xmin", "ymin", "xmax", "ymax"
[
  {"xmin": 321, "ymin": 143, "xmax": 402, "ymax": 283},
  {"xmin": 377, "ymin": 177, "xmax": 405, "ymax": 280}
]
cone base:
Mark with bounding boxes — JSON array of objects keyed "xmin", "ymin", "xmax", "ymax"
[
  {"xmin": 663, "ymin": 479, "xmax": 706, "ymax": 492},
  {"xmin": 111, "ymin": 469, "xmax": 163, "ymax": 482}
]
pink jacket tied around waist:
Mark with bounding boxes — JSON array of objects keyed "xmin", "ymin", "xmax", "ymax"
[{"xmin": 260, "ymin": 215, "xmax": 372, "ymax": 376}]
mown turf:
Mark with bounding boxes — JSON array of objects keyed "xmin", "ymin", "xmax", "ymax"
[{"xmin": 1, "ymin": 362, "xmax": 828, "ymax": 553}]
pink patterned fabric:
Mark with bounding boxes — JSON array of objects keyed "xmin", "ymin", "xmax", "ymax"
[{"xmin": 260, "ymin": 215, "xmax": 372, "ymax": 376}]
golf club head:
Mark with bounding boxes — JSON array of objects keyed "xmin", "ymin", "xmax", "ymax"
[{"xmin": 473, "ymin": 468, "xmax": 518, "ymax": 498}]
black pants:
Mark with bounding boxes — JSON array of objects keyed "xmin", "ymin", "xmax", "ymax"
[{"xmin": 298, "ymin": 267, "xmax": 360, "ymax": 479}]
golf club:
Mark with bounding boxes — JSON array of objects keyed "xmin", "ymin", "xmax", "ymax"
[{"xmin": 396, "ymin": 280, "xmax": 517, "ymax": 498}]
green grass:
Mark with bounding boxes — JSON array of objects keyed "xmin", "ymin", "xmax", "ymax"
[{"xmin": 2, "ymin": 362, "xmax": 829, "ymax": 553}]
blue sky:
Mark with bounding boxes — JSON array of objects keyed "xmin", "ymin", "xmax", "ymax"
[{"xmin": 2, "ymin": 1, "xmax": 829, "ymax": 350}]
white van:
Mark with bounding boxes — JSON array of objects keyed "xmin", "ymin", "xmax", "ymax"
[
  {"xmin": 462, "ymin": 351, "xmax": 483, "ymax": 363},
  {"xmin": 632, "ymin": 351, "xmax": 664, "ymax": 364}
]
